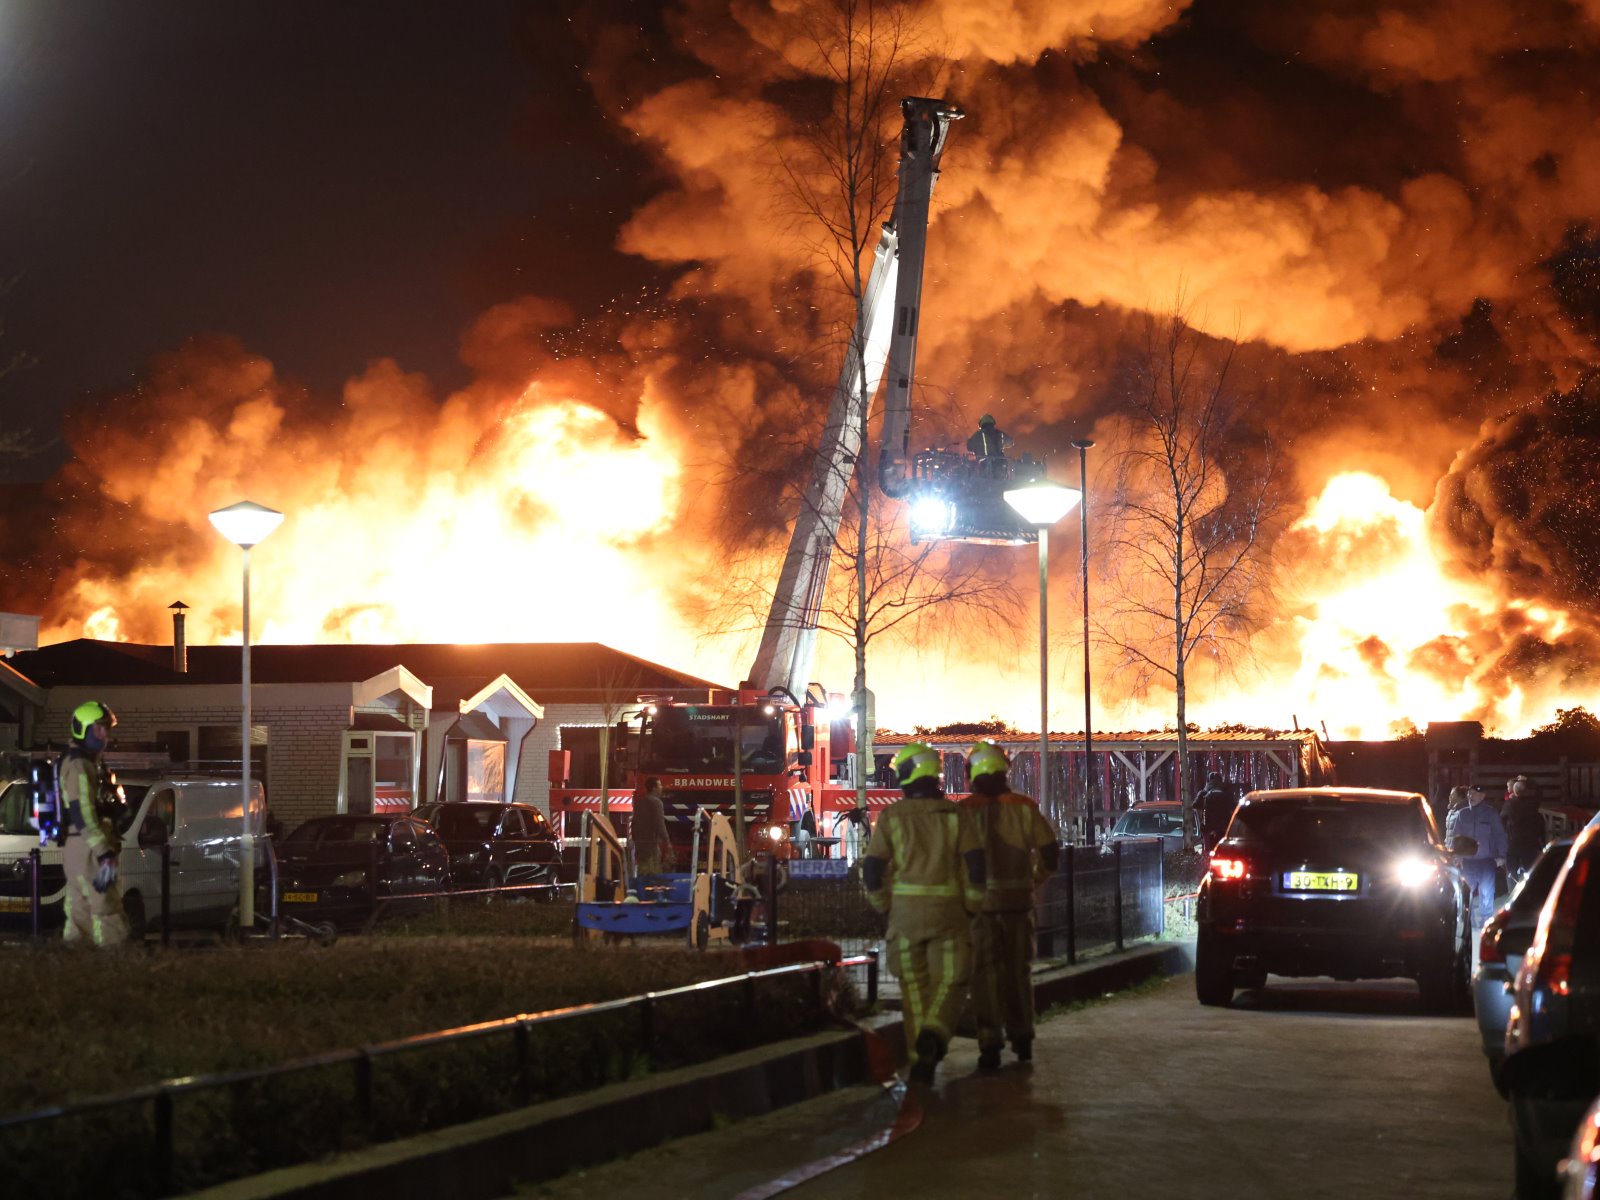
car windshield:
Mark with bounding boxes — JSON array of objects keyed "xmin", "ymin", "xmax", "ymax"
[
  {"xmin": 1510, "ymin": 842, "xmax": 1573, "ymax": 914},
  {"xmin": 1114, "ymin": 810, "xmax": 1183, "ymax": 836},
  {"xmin": 0, "ymin": 780, "xmax": 36, "ymax": 835},
  {"xmin": 1226, "ymin": 801, "xmax": 1430, "ymax": 852},
  {"xmin": 433, "ymin": 807, "xmax": 499, "ymax": 838},
  {"xmin": 286, "ymin": 819, "xmax": 387, "ymax": 846}
]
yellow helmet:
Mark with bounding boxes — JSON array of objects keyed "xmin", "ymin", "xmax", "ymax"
[
  {"xmin": 891, "ymin": 742, "xmax": 942, "ymax": 788},
  {"xmin": 70, "ymin": 700, "xmax": 118, "ymax": 741},
  {"xmin": 967, "ymin": 741, "xmax": 1009, "ymax": 780}
]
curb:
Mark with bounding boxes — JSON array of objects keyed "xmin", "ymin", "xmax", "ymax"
[{"xmin": 194, "ymin": 942, "xmax": 1192, "ymax": 1200}]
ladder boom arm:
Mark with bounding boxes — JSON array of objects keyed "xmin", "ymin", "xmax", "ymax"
[{"xmin": 746, "ymin": 97, "xmax": 961, "ymax": 697}]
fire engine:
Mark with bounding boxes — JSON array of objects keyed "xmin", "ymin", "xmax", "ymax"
[{"xmin": 551, "ymin": 98, "xmax": 1036, "ymax": 856}]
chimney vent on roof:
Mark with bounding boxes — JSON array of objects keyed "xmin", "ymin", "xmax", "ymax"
[{"xmin": 170, "ymin": 601, "xmax": 189, "ymax": 673}]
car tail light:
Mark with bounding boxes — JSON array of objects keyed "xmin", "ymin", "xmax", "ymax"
[
  {"xmin": 1479, "ymin": 919, "xmax": 1506, "ymax": 966},
  {"xmin": 1210, "ymin": 855, "xmax": 1247, "ymax": 881},
  {"xmin": 1532, "ymin": 853, "xmax": 1589, "ymax": 994},
  {"xmin": 1548, "ymin": 953, "xmax": 1574, "ymax": 997}
]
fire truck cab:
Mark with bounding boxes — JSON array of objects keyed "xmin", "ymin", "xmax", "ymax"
[{"xmin": 552, "ymin": 686, "xmax": 849, "ymax": 861}]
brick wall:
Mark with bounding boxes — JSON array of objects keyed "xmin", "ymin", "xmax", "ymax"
[
  {"xmin": 520, "ymin": 703, "xmax": 609, "ymax": 817},
  {"xmin": 37, "ymin": 683, "xmax": 355, "ymax": 831}
]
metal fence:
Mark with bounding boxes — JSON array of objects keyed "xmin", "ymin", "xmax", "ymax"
[
  {"xmin": 775, "ymin": 838, "xmax": 1166, "ymax": 996},
  {"xmin": 0, "ymin": 953, "xmax": 877, "ymax": 1198}
]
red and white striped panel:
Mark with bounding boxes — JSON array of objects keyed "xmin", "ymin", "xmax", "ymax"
[
  {"xmin": 818, "ymin": 788, "xmax": 903, "ymax": 813},
  {"xmin": 550, "ymin": 790, "xmax": 635, "ymax": 813}
]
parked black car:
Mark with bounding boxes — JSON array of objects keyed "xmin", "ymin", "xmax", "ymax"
[
  {"xmin": 272, "ymin": 814, "xmax": 449, "ymax": 928},
  {"xmin": 1475, "ymin": 838, "xmax": 1573, "ymax": 1085},
  {"xmin": 1503, "ymin": 823, "xmax": 1600, "ymax": 1199},
  {"xmin": 1195, "ymin": 787, "xmax": 1471, "ymax": 1011},
  {"xmin": 412, "ymin": 801, "xmax": 562, "ymax": 891}
]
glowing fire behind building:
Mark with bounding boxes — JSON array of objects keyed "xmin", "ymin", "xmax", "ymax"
[{"xmin": 8, "ymin": 0, "xmax": 1600, "ymax": 741}]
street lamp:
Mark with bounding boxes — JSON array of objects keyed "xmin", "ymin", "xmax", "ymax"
[
  {"xmin": 1004, "ymin": 480, "xmax": 1081, "ymax": 833},
  {"xmin": 208, "ymin": 499, "xmax": 284, "ymax": 934},
  {"xmin": 1071, "ymin": 438, "xmax": 1095, "ymax": 844}
]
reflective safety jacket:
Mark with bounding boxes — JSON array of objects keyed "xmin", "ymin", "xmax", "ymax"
[
  {"xmin": 59, "ymin": 747, "xmax": 118, "ymax": 859},
  {"xmin": 863, "ymin": 795, "xmax": 986, "ymax": 939},
  {"xmin": 962, "ymin": 790, "xmax": 1058, "ymax": 912}
]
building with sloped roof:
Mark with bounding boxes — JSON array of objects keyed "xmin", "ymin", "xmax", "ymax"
[
  {"xmin": 875, "ymin": 728, "xmax": 1335, "ymax": 837},
  {"xmin": 0, "ymin": 630, "xmax": 725, "ymax": 830}
]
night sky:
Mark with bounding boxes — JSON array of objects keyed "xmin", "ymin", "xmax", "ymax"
[
  {"xmin": 6, "ymin": 0, "xmax": 1600, "ymax": 735},
  {"xmin": 0, "ymin": 1, "xmax": 659, "ymax": 475}
]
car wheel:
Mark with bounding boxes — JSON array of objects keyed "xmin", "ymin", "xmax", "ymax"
[
  {"xmin": 1416, "ymin": 955, "xmax": 1456, "ymax": 1014},
  {"xmin": 123, "ymin": 891, "xmax": 147, "ymax": 943},
  {"xmin": 694, "ymin": 910, "xmax": 710, "ymax": 951},
  {"xmin": 1513, "ymin": 1126, "xmax": 1557, "ymax": 1200},
  {"xmin": 483, "ymin": 868, "xmax": 503, "ymax": 905},
  {"xmin": 1195, "ymin": 933, "xmax": 1234, "ymax": 1007},
  {"xmin": 1235, "ymin": 966, "xmax": 1267, "ymax": 992}
]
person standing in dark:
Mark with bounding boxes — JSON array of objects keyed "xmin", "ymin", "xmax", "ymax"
[
  {"xmin": 1448, "ymin": 785, "xmax": 1508, "ymax": 932},
  {"xmin": 1194, "ymin": 771, "xmax": 1236, "ymax": 850},
  {"xmin": 967, "ymin": 414, "xmax": 1013, "ymax": 476},
  {"xmin": 1502, "ymin": 776, "xmax": 1545, "ymax": 878},
  {"xmin": 630, "ymin": 777, "xmax": 672, "ymax": 874}
]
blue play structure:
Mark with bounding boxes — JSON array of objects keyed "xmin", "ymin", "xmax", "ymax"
[{"xmin": 573, "ymin": 809, "xmax": 740, "ymax": 950}]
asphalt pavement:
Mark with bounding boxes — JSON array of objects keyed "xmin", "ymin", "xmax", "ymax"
[{"xmin": 516, "ymin": 973, "xmax": 1512, "ymax": 1199}]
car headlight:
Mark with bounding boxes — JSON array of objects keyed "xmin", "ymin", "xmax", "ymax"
[
  {"xmin": 1393, "ymin": 857, "xmax": 1438, "ymax": 887},
  {"xmin": 331, "ymin": 869, "xmax": 368, "ymax": 888},
  {"xmin": 766, "ymin": 825, "xmax": 787, "ymax": 842}
]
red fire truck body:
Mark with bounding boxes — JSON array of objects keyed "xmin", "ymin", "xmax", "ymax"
[{"xmin": 548, "ymin": 688, "xmax": 903, "ymax": 858}]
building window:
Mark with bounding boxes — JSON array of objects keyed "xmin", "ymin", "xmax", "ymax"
[
  {"xmin": 374, "ymin": 732, "xmax": 417, "ymax": 811},
  {"xmin": 560, "ymin": 727, "xmax": 603, "ymax": 787},
  {"xmin": 197, "ymin": 724, "xmax": 269, "ymax": 791}
]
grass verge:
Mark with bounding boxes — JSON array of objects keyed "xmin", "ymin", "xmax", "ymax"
[{"xmin": 1, "ymin": 903, "xmax": 860, "ymax": 1197}]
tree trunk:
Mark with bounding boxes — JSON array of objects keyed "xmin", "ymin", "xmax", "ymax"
[
  {"xmin": 598, "ymin": 723, "xmax": 611, "ymax": 821},
  {"xmin": 1175, "ymin": 510, "xmax": 1192, "ymax": 850}
]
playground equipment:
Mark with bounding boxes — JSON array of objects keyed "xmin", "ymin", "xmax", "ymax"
[{"xmin": 574, "ymin": 808, "xmax": 742, "ymax": 950}]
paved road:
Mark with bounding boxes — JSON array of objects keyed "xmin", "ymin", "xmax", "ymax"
[{"xmin": 519, "ymin": 973, "xmax": 1512, "ymax": 1199}]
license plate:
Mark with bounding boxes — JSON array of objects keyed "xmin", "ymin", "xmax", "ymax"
[
  {"xmin": 1284, "ymin": 871, "xmax": 1358, "ymax": 892},
  {"xmin": 0, "ymin": 897, "xmax": 28, "ymax": 912},
  {"xmin": 283, "ymin": 891, "xmax": 319, "ymax": 903}
]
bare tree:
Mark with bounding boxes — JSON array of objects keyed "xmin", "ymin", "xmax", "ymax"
[
  {"xmin": 768, "ymin": 0, "xmax": 925, "ymax": 806},
  {"xmin": 1100, "ymin": 310, "xmax": 1279, "ymax": 846},
  {"xmin": 590, "ymin": 659, "xmax": 648, "ymax": 822}
]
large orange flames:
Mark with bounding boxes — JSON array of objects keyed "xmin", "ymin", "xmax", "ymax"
[{"xmin": 13, "ymin": 0, "xmax": 1600, "ymax": 741}]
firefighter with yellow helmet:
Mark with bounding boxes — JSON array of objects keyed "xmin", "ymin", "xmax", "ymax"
[
  {"xmin": 60, "ymin": 700, "xmax": 129, "ymax": 947},
  {"xmin": 863, "ymin": 741, "xmax": 985, "ymax": 1086},
  {"xmin": 963, "ymin": 740, "xmax": 1059, "ymax": 1069}
]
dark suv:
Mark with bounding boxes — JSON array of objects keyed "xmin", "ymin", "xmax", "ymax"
[
  {"xmin": 1195, "ymin": 788, "xmax": 1471, "ymax": 1011},
  {"xmin": 1502, "ymin": 822, "xmax": 1600, "ymax": 1199},
  {"xmin": 412, "ymin": 802, "xmax": 562, "ymax": 891}
]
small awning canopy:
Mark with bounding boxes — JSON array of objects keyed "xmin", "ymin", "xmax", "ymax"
[
  {"xmin": 458, "ymin": 673, "xmax": 543, "ymax": 723},
  {"xmin": 446, "ymin": 709, "xmax": 507, "ymax": 743},
  {"xmin": 353, "ymin": 665, "xmax": 433, "ymax": 711},
  {"xmin": 349, "ymin": 712, "xmax": 413, "ymax": 733},
  {"xmin": 0, "ymin": 657, "xmax": 43, "ymax": 708}
]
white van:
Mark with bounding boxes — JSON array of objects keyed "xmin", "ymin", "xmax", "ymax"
[{"xmin": 0, "ymin": 771, "xmax": 265, "ymax": 938}]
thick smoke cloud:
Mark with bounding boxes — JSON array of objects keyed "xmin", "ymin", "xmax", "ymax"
[
  {"xmin": 10, "ymin": 0, "xmax": 1600, "ymax": 733},
  {"xmin": 1434, "ymin": 372, "xmax": 1600, "ymax": 617}
]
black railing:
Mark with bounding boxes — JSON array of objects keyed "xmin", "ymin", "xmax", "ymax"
[
  {"xmin": 1034, "ymin": 840, "xmax": 1165, "ymax": 962},
  {"xmin": 772, "ymin": 838, "xmax": 1167, "ymax": 985},
  {"xmin": 0, "ymin": 951, "xmax": 878, "ymax": 1197}
]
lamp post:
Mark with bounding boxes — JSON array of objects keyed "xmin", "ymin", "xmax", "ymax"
[
  {"xmin": 1004, "ymin": 480, "xmax": 1081, "ymax": 833},
  {"xmin": 208, "ymin": 500, "xmax": 284, "ymax": 933},
  {"xmin": 1071, "ymin": 438, "xmax": 1095, "ymax": 844}
]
